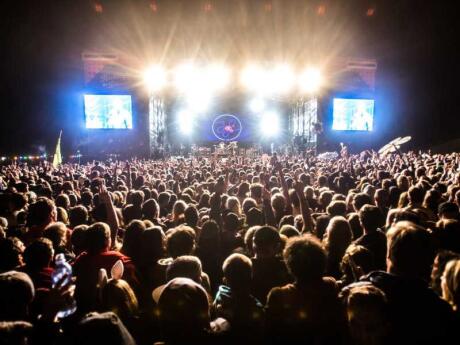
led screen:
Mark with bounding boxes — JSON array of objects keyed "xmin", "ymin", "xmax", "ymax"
[
  {"xmin": 84, "ymin": 94, "xmax": 133, "ymax": 129},
  {"xmin": 332, "ymin": 98, "xmax": 374, "ymax": 131}
]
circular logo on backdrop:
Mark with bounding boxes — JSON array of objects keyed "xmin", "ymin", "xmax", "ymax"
[{"xmin": 212, "ymin": 114, "xmax": 242, "ymax": 141}]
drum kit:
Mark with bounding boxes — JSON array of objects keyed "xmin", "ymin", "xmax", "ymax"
[{"xmin": 378, "ymin": 136, "xmax": 412, "ymax": 156}]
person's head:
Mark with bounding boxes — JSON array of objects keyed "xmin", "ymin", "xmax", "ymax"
[
  {"xmin": 85, "ymin": 222, "xmax": 111, "ymax": 254},
  {"xmin": 55, "ymin": 193, "xmax": 70, "ymax": 210},
  {"xmin": 423, "ymin": 189, "xmax": 441, "ymax": 212},
  {"xmin": 374, "ymin": 188, "xmax": 389, "ymax": 208},
  {"xmin": 198, "ymin": 220, "xmax": 220, "ymax": 252},
  {"xmin": 8, "ymin": 193, "xmax": 27, "ymax": 212},
  {"xmin": 166, "ymin": 255, "xmax": 203, "ymax": 284},
  {"xmin": 359, "ymin": 205, "xmax": 383, "ymax": 233},
  {"xmin": 141, "ymin": 198, "xmax": 160, "ymax": 221},
  {"xmin": 184, "ymin": 205, "xmax": 199, "ymax": 228},
  {"xmin": 129, "ymin": 190, "xmax": 144, "ymax": 208},
  {"xmin": 250, "ymin": 183, "xmax": 263, "ymax": 200},
  {"xmin": 121, "ymin": 220, "xmax": 146, "ymax": 262},
  {"xmin": 280, "ymin": 224, "xmax": 300, "ymax": 238},
  {"xmin": 246, "ymin": 207, "xmax": 263, "ymax": 227},
  {"xmin": 271, "ymin": 193, "xmax": 286, "ymax": 213},
  {"xmin": 237, "ymin": 182, "xmax": 250, "ymax": 196},
  {"xmin": 225, "ymin": 196, "xmax": 241, "ymax": 216},
  {"xmin": 69, "ymin": 205, "xmax": 88, "ymax": 228},
  {"xmin": 156, "ymin": 278, "xmax": 210, "ymax": 342},
  {"xmin": 407, "ymin": 186, "xmax": 425, "ymax": 205},
  {"xmin": 244, "ymin": 226, "xmax": 260, "ymax": 257},
  {"xmin": 386, "ymin": 221, "xmax": 435, "ymax": 281},
  {"xmin": 158, "ymin": 192, "xmax": 171, "ymax": 208},
  {"xmin": 284, "ymin": 235, "xmax": 327, "ymax": 284},
  {"xmin": 441, "ymin": 259, "xmax": 460, "ymax": 311},
  {"xmin": 0, "ymin": 321, "xmax": 33, "ymax": 345},
  {"xmin": 0, "ymin": 238, "xmax": 24, "ymax": 273},
  {"xmin": 253, "ymin": 226, "xmax": 280, "ymax": 258},
  {"xmin": 71, "ymin": 224, "xmax": 88, "ymax": 255},
  {"xmin": 23, "ymin": 238, "xmax": 53, "ymax": 270},
  {"xmin": 319, "ymin": 190, "xmax": 333, "ymax": 209},
  {"xmin": 397, "ymin": 175, "xmax": 409, "ymax": 191},
  {"xmin": 166, "ymin": 225, "xmax": 196, "ymax": 258},
  {"xmin": 140, "ymin": 226, "xmax": 165, "ymax": 264},
  {"xmin": 26, "ymin": 197, "xmax": 56, "ymax": 227},
  {"xmin": 81, "ymin": 191, "xmax": 93, "ymax": 208},
  {"xmin": 43, "ymin": 222, "xmax": 67, "ymax": 250},
  {"xmin": 353, "ymin": 193, "xmax": 372, "ymax": 212},
  {"xmin": 438, "ymin": 202, "xmax": 459, "ymax": 220},
  {"xmin": 0, "ymin": 271, "xmax": 34, "ymax": 321},
  {"xmin": 100, "ymin": 279, "xmax": 139, "ymax": 321},
  {"xmin": 341, "ymin": 284, "xmax": 389, "ymax": 345},
  {"xmin": 431, "ymin": 250, "xmax": 460, "ymax": 295},
  {"xmin": 324, "ymin": 216, "xmax": 353, "ymax": 259},
  {"xmin": 222, "ymin": 253, "xmax": 252, "ymax": 293},
  {"xmin": 74, "ymin": 311, "xmax": 136, "ymax": 345},
  {"xmin": 326, "ymin": 200, "xmax": 347, "ymax": 217},
  {"xmin": 340, "ymin": 244, "xmax": 375, "ymax": 284},
  {"xmin": 223, "ymin": 212, "xmax": 239, "ymax": 233}
]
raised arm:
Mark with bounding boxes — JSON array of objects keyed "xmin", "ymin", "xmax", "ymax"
[
  {"xmin": 293, "ymin": 180, "xmax": 314, "ymax": 233},
  {"xmin": 99, "ymin": 184, "xmax": 119, "ymax": 249}
]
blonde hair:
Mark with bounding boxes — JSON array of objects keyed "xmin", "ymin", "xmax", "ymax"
[
  {"xmin": 225, "ymin": 196, "xmax": 241, "ymax": 216},
  {"xmin": 442, "ymin": 259, "xmax": 460, "ymax": 311},
  {"xmin": 101, "ymin": 279, "xmax": 139, "ymax": 320}
]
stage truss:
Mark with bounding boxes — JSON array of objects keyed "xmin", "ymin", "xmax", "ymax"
[
  {"xmin": 148, "ymin": 96, "xmax": 166, "ymax": 155},
  {"xmin": 289, "ymin": 97, "xmax": 318, "ymax": 151}
]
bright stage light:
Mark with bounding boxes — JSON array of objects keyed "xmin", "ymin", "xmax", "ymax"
[
  {"xmin": 144, "ymin": 65, "xmax": 166, "ymax": 92},
  {"xmin": 177, "ymin": 110, "xmax": 194, "ymax": 135},
  {"xmin": 242, "ymin": 64, "xmax": 294, "ymax": 95},
  {"xmin": 299, "ymin": 67, "xmax": 322, "ymax": 93},
  {"xmin": 249, "ymin": 98, "xmax": 266, "ymax": 113},
  {"xmin": 174, "ymin": 63, "xmax": 197, "ymax": 92},
  {"xmin": 186, "ymin": 91, "xmax": 211, "ymax": 112},
  {"xmin": 271, "ymin": 64, "xmax": 295, "ymax": 94},
  {"xmin": 241, "ymin": 65, "xmax": 268, "ymax": 93},
  {"xmin": 261, "ymin": 111, "xmax": 280, "ymax": 137},
  {"xmin": 205, "ymin": 63, "xmax": 230, "ymax": 91}
]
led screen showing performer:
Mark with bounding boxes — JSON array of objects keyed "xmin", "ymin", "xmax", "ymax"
[
  {"xmin": 332, "ymin": 98, "xmax": 374, "ymax": 131},
  {"xmin": 212, "ymin": 114, "xmax": 243, "ymax": 141},
  {"xmin": 84, "ymin": 94, "xmax": 133, "ymax": 129}
]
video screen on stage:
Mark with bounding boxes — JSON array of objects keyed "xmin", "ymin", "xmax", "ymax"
[
  {"xmin": 84, "ymin": 94, "xmax": 133, "ymax": 129},
  {"xmin": 332, "ymin": 98, "xmax": 374, "ymax": 131}
]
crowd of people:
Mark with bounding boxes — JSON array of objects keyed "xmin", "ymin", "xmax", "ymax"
[{"xmin": 0, "ymin": 150, "xmax": 459, "ymax": 344}]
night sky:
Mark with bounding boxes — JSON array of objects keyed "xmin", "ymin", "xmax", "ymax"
[{"xmin": 1, "ymin": 0, "xmax": 459, "ymax": 155}]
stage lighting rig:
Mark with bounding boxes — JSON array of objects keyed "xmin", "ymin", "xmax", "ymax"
[
  {"xmin": 249, "ymin": 97, "xmax": 266, "ymax": 113},
  {"xmin": 144, "ymin": 65, "xmax": 167, "ymax": 92},
  {"xmin": 261, "ymin": 111, "xmax": 280, "ymax": 137},
  {"xmin": 177, "ymin": 110, "xmax": 194, "ymax": 135},
  {"xmin": 299, "ymin": 67, "xmax": 322, "ymax": 94}
]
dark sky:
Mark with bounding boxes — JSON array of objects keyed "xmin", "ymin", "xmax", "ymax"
[{"xmin": 1, "ymin": 0, "xmax": 459, "ymax": 154}]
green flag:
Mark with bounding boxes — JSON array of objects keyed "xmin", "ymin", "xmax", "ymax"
[{"xmin": 52, "ymin": 130, "xmax": 62, "ymax": 168}]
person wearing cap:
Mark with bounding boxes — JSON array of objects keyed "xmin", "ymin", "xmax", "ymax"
[{"xmin": 154, "ymin": 277, "xmax": 216, "ymax": 344}]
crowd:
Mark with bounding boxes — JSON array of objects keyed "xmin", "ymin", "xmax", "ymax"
[{"xmin": 0, "ymin": 150, "xmax": 459, "ymax": 344}]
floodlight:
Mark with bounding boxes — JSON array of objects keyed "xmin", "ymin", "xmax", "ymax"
[
  {"xmin": 174, "ymin": 63, "xmax": 197, "ymax": 92},
  {"xmin": 249, "ymin": 98, "xmax": 266, "ymax": 113},
  {"xmin": 143, "ymin": 65, "xmax": 166, "ymax": 92},
  {"xmin": 206, "ymin": 63, "xmax": 230, "ymax": 91},
  {"xmin": 270, "ymin": 64, "xmax": 295, "ymax": 94},
  {"xmin": 177, "ymin": 110, "xmax": 194, "ymax": 135},
  {"xmin": 261, "ymin": 111, "xmax": 280, "ymax": 137},
  {"xmin": 299, "ymin": 67, "xmax": 322, "ymax": 93}
]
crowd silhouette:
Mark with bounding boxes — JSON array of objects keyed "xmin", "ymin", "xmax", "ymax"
[{"xmin": 0, "ymin": 150, "xmax": 459, "ymax": 344}]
